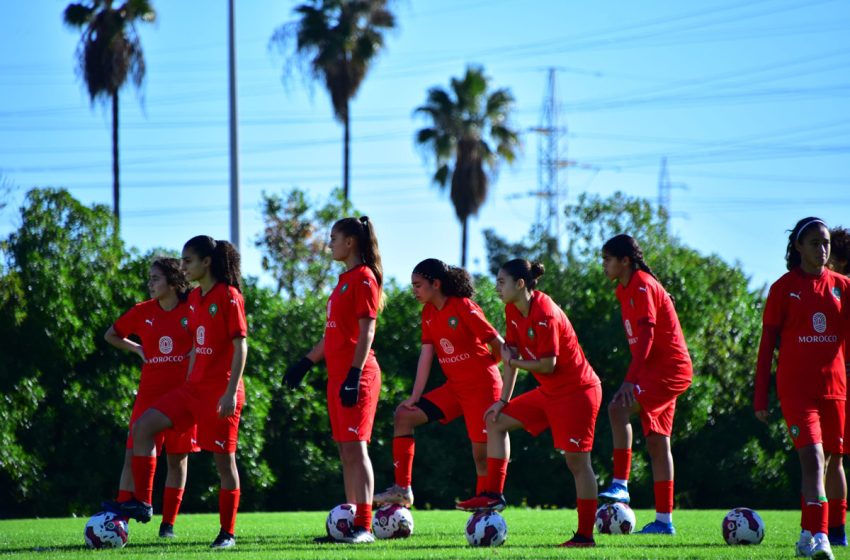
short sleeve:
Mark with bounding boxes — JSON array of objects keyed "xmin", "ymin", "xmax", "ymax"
[
  {"xmin": 459, "ymin": 298, "xmax": 499, "ymax": 343},
  {"xmin": 354, "ymin": 270, "xmax": 379, "ymax": 320},
  {"xmin": 505, "ymin": 307, "xmax": 519, "ymax": 347},
  {"xmin": 421, "ymin": 306, "xmax": 432, "ymax": 345},
  {"xmin": 226, "ymin": 287, "xmax": 248, "ymax": 339},
  {"xmin": 533, "ymin": 313, "xmax": 560, "ymax": 359},
  {"xmin": 113, "ymin": 304, "xmax": 140, "ymax": 339},
  {"xmin": 762, "ymin": 281, "xmax": 785, "ymax": 329},
  {"xmin": 631, "ymin": 276, "xmax": 658, "ymax": 326}
]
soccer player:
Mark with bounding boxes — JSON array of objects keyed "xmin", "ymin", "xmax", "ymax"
[
  {"xmin": 105, "ymin": 236, "xmax": 248, "ymax": 550},
  {"xmin": 597, "ymin": 234, "xmax": 692, "ymax": 535},
  {"xmin": 755, "ymin": 218, "xmax": 850, "ymax": 560},
  {"xmin": 104, "ymin": 257, "xmax": 198, "ymax": 538},
  {"xmin": 826, "ymin": 226, "xmax": 850, "ymax": 546},
  {"xmin": 373, "ymin": 258, "xmax": 504, "ymax": 508},
  {"xmin": 456, "ymin": 259, "xmax": 602, "ymax": 548},
  {"xmin": 284, "ymin": 216, "xmax": 383, "ymax": 544}
]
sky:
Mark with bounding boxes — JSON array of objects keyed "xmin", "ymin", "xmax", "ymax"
[{"xmin": 1, "ymin": 0, "xmax": 849, "ymax": 292}]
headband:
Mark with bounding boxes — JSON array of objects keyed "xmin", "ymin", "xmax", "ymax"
[{"xmin": 796, "ymin": 219, "xmax": 827, "ymax": 242}]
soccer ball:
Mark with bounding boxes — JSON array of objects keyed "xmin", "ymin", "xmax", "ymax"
[
  {"xmin": 465, "ymin": 511, "xmax": 507, "ymax": 547},
  {"xmin": 84, "ymin": 511, "xmax": 129, "ymax": 549},
  {"xmin": 373, "ymin": 504, "xmax": 414, "ymax": 539},
  {"xmin": 326, "ymin": 503, "xmax": 356, "ymax": 540},
  {"xmin": 722, "ymin": 507, "xmax": 765, "ymax": 545},
  {"xmin": 595, "ymin": 502, "xmax": 637, "ymax": 535}
]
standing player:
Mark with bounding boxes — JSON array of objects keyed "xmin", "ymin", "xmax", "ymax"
[
  {"xmin": 757, "ymin": 218, "xmax": 850, "ymax": 559},
  {"xmin": 284, "ymin": 216, "xmax": 383, "ymax": 544},
  {"xmin": 373, "ymin": 258, "xmax": 504, "ymax": 508},
  {"xmin": 105, "ymin": 236, "xmax": 248, "ymax": 550},
  {"xmin": 597, "ymin": 234, "xmax": 692, "ymax": 535},
  {"xmin": 826, "ymin": 226, "xmax": 850, "ymax": 546},
  {"xmin": 104, "ymin": 257, "xmax": 198, "ymax": 539},
  {"xmin": 456, "ymin": 259, "xmax": 602, "ymax": 548}
]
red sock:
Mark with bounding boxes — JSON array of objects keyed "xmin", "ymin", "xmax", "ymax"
[
  {"xmin": 131, "ymin": 456, "xmax": 157, "ymax": 505},
  {"xmin": 805, "ymin": 500, "xmax": 828, "ymax": 534},
  {"xmin": 613, "ymin": 448, "xmax": 632, "ymax": 481},
  {"xmin": 116, "ymin": 489, "xmax": 133, "ymax": 502},
  {"xmin": 392, "ymin": 436, "xmax": 415, "ymax": 488},
  {"xmin": 476, "ymin": 475, "xmax": 487, "ymax": 495},
  {"xmin": 354, "ymin": 503, "xmax": 372, "ymax": 531},
  {"xmin": 654, "ymin": 480, "xmax": 674, "ymax": 514},
  {"xmin": 219, "ymin": 488, "xmax": 240, "ymax": 535},
  {"xmin": 829, "ymin": 499, "xmax": 847, "ymax": 528},
  {"xmin": 577, "ymin": 498, "xmax": 597, "ymax": 539},
  {"xmin": 486, "ymin": 458, "xmax": 509, "ymax": 494},
  {"xmin": 801, "ymin": 495, "xmax": 807, "ymax": 530},
  {"xmin": 162, "ymin": 486, "xmax": 184, "ymax": 526}
]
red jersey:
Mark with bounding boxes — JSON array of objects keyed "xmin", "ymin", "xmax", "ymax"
[
  {"xmin": 615, "ymin": 270, "xmax": 692, "ymax": 393},
  {"xmin": 505, "ymin": 291, "xmax": 599, "ymax": 397},
  {"xmin": 755, "ymin": 268, "xmax": 850, "ymax": 407},
  {"xmin": 113, "ymin": 298, "xmax": 192, "ymax": 399},
  {"xmin": 186, "ymin": 283, "xmax": 248, "ymax": 394},
  {"xmin": 324, "ymin": 265, "xmax": 380, "ymax": 376},
  {"xmin": 421, "ymin": 296, "xmax": 500, "ymax": 389}
]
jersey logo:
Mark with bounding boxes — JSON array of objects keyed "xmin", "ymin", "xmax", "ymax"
[
  {"xmin": 144, "ymin": 319, "xmax": 154, "ymax": 327},
  {"xmin": 624, "ymin": 319, "xmax": 633, "ymax": 337},
  {"xmin": 439, "ymin": 338, "xmax": 455, "ymax": 355},
  {"xmin": 196, "ymin": 326, "xmax": 206, "ymax": 346},
  {"xmin": 526, "ymin": 327, "xmax": 535, "ymax": 339},
  {"xmin": 214, "ymin": 440, "xmax": 226, "ymax": 449},
  {"xmin": 341, "ymin": 283, "xmax": 349, "ymax": 293},
  {"xmin": 635, "ymin": 384, "xmax": 644, "ymax": 395},
  {"xmin": 209, "ymin": 303, "xmax": 218, "ymax": 317},
  {"xmin": 638, "ymin": 287, "xmax": 647, "ymax": 293},
  {"xmin": 230, "ymin": 299, "xmax": 237, "ymax": 305},
  {"xmin": 362, "ymin": 280, "xmax": 371, "ymax": 287},
  {"xmin": 813, "ymin": 312, "xmax": 827, "ymax": 333},
  {"xmin": 833, "ymin": 287, "xmax": 842, "ymax": 301},
  {"xmin": 347, "ymin": 426, "xmax": 359, "ymax": 435},
  {"xmin": 789, "ymin": 425, "xmax": 800, "ymax": 439},
  {"xmin": 424, "ymin": 319, "xmax": 432, "ymax": 326},
  {"xmin": 537, "ymin": 321, "xmax": 547, "ymax": 327},
  {"xmin": 510, "ymin": 320, "xmax": 518, "ymax": 328},
  {"xmin": 629, "ymin": 298, "xmax": 635, "ymax": 308},
  {"xmin": 448, "ymin": 316, "xmax": 459, "ymax": 329},
  {"xmin": 568, "ymin": 437, "xmax": 581, "ymax": 447},
  {"xmin": 158, "ymin": 336, "xmax": 174, "ymax": 355},
  {"xmin": 189, "ymin": 305, "xmax": 195, "ymax": 312},
  {"xmin": 181, "ymin": 317, "xmax": 188, "ymax": 328},
  {"xmin": 789, "ymin": 292, "xmax": 802, "ymax": 300}
]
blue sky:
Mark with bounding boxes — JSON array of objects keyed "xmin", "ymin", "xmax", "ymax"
[{"xmin": 1, "ymin": 0, "xmax": 849, "ymax": 291}]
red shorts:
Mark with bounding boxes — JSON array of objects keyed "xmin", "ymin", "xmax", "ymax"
[
  {"xmin": 502, "ymin": 384, "xmax": 601, "ymax": 452},
  {"xmin": 152, "ymin": 382, "xmax": 244, "ymax": 454},
  {"xmin": 422, "ymin": 377, "xmax": 502, "ymax": 443},
  {"xmin": 126, "ymin": 398, "xmax": 199, "ymax": 455},
  {"xmin": 634, "ymin": 383, "xmax": 686, "ymax": 437},
  {"xmin": 781, "ymin": 397, "xmax": 844, "ymax": 454},
  {"xmin": 327, "ymin": 365, "xmax": 381, "ymax": 443}
]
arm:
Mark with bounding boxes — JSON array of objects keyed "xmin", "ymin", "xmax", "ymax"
[
  {"xmin": 753, "ymin": 324, "xmax": 780, "ymax": 421},
  {"xmin": 398, "ymin": 345, "xmax": 435, "ymax": 411},
  {"xmin": 339, "ymin": 317, "xmax": 376, "ymax": 407},
  {"xmin": 185, "ymin": 348, "xmax": 195, "ymax": 381},
  {"xmin": 486, "ymin": 334, "xmax": 506, "ymax": 364},
  {"xmin": 283, "ymin": 337, "xmax": 325, "ymax": 389},
  {"xmin": 506, "ymin": 352, "xmax": 557, "ymax": 375},
  {"xmin": 484, "ymin": 343, "xmax": 522, "ymax": 422},
  {"xmin": 218, "ymin": 337, "xmax": 248, "ymax": 418},
  {"xmin": 612, "ymin": 320, "xmax": 654, "ymax": 407},
  {"xmin": 104, "ymin": 325, "xmax": 145, "ymax": 362}
]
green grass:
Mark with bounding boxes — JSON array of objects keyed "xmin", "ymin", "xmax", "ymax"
[{"xmin": 0, "ymin": 508, "xmax": 830, "ymax": 559}]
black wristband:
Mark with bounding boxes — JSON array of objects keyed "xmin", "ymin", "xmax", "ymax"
[{"xmin": 499, "ymin": 398, "xmax": 509, "ymax": 405}]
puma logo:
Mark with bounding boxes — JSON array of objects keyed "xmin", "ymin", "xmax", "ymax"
[
  {"xmin": 638, "ymin": 287, "xmax": 647, "ymax": 293},
  {"xmin": 790, "ymin": 292, "xmax": 802, "ymax": 300},
  {"xmin": 145, "ymin": 319, "xmax": 154, "ymax": 326},
  {"xmin": 214, "ymin": 440, "xmax": 226, "ymax": 449},
  {"xmin": 537, "ymin": 321, "xmax": 547, "ymax": 327},
  {"xmin": 569, "ymin": 438, "xmax": 581, "ymax": 447},
  {"xmin": 635, "ymin": 384, "xmax": 644, "ymax": 395},
  {"xmin": 347, "ymin": 427, "xmax": 359, "ymax": 435}
]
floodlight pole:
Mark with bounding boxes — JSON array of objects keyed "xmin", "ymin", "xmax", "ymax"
[{"xmin": 228, "ymin": 0, "xmax": 240, "ymax": 250}]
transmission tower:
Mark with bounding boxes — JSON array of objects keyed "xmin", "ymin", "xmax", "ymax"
[{"xmin": 657, "ymin": 157, "xmax": 687, "ymax": 229}]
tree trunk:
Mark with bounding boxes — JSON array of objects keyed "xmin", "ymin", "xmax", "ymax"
[
  {"xmin": 111, "ymin": 91, "xmax": 120, "ymax": 224},
  {"xmin": 343, "ymin": 100, "xmax": 350, "ymax": 202},
  {"xmin": 461, "ymin": 216, "xmax": 468, "ymax": 268}
]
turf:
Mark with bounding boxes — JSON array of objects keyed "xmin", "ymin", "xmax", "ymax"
[{"xmin": 0, "ymin": 508, "xmax": 826, "ymax": 559}]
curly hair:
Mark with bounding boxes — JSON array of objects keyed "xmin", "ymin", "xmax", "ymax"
[
  {"xmin": 151, "ymin": 257, "xmax": 190, "ymax": 301},
  {"xmin": 829, "ymin": 226, "xmax": 850, "ymax": 274},
  {"xmin": 412, "ymin": 258, "xmax": 474, "ymax": 298}
]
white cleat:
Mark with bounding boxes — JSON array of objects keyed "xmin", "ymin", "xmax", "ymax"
[
  {"xmin": 337, "ymin": 527, "xmax": 375, "ymax": 544},
  {"xmin": 373, "ymin": 484, "xmax": 414, "ymax": 507},
  {"xmin": 812, "ymin": 533, "xmax": 835, "ymax": 560},
  {"xmin": 796, "ymin": 532, "xmax": 815, "ymax": 558}
]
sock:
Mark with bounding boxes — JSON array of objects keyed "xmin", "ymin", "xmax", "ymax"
[
  {"xmin": 219, "ymin": 488, "xmax": 240, "ymax": 535},
  {"xmin": 828, "ymin": 498, "xmax": 846, "ymax": 529},
  {"xmin": 476, "ymin": 475, "xmax": 487, "ymax": 495},
  {"xmin": 116, "ymin": 489, "xmax": 133, "ymax": 502},
  {"xmin": 656, "ymin": 512, "xmax": 673, "ymax": 524},
  {"xmin": 613, "ymin": 478, "xmax": 628, "ymax": 487},
  {"xmin": 162, "ymin": 486, "xmax": 184, "ymax": 526},
  {"xmin": 805, "ymin": 500, "xmax": 828, "ymax": 535},
  {"xmin": 354, "ymin": 503, "xmax": 372, "ymax": 531},
  {"xmin": 392, "ymin": 436, "xmax": 415, "ymax": 488},
  {"xmin": 654, "ymin": 480, "xmax": 674, "ymax": 517},
  {"xmin": 613, "ymin": 448, "xmax": 632, "ymax": 482},
  {"xmin": 486, "ymin": 458, "xmax": 509, "ymax": 494},
  {"xmin": 577, "ymin": 498, "xmax": 597, "ymax": 539},
  {"xmin": 131, "ymin": 456, "xmax": 157, "ymax": 505}
]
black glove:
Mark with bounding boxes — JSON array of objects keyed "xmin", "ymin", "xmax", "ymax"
[
  {"xmin": 284, "ymin": 356, "xmax": 314, "ymax": 388},
  {"xmin": 339, "ymin": 367, "xmax": 362, "ymax": 407}
]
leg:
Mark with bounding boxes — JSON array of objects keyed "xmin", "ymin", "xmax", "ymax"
[
  {"xmin": 393, "ymin": 405, "xmax": 428, "ymax": 437},
  {"xmin": 213, "ymin": 452, "xmax": 240, "ymax": 540},
  {"xmin": 339, "ymin": 440, "xmax": 374, "ymax": 533},
  {"xmin": 565, "ymin": 452, "xmax": 598, "ymax": 542},
  {"xmin": 600, "ymin": 400, "xmax": 638, "ymax": 503},
  {"xmin": 608, "ymin": 399, "xmax": 637, "ymax": 451},
  {"xmin": 380, "ymin": 405, "xmax": 428, "ymax": 503},
  {"xmin": 165, "ymin": 453, "xmax": 189, "ymax": 489},
  {"xmin": 827, "ymin": 454, "xmax": 848, "ymax": 543},
  {"xmin": 645, "ymin": 433, "xmax": 676, "ymax": 528},
  {"xmin": 471, "ymin": 441, "xmax": 487, "ymax": 476},
  {"xmin": 160, "ymin": 453, "xmax": 189, "ymax": 533},
  {"xmin": 131, "ymin": 409, "xmax": 173, "ymax": 505},
  {"xmin": 117, "ymin": 448, "xmax": 134, "ymax": 500}
]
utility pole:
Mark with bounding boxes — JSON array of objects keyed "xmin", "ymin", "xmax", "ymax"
[
  {"xmin": 533, "ymin": 68, "xmax": 569, "ymax": 252},
  {"xmin": 228, "ymin": 0, "xmax": 240, "ymax": 250},
  {"xmin": 657, "ymin": 157, "xmax": 687, "ymax": 230}
]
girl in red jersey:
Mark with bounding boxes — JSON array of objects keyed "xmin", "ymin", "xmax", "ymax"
[
  {"xmin": 597, "ymin": 234, "xmax": 692, "ymax": 535},
  {"xmin": 825, "ymin": 226, "xmax": 850, "ymax": 546},
  {"xmin": 284, "ymin": 216, "xmax": 383, "ymax": 544},
  {"xmin": 456, "ymin": 259, "xmax": 602, "ymax": 548},
  {"xmin": 104, "ymin": 257, "xmax": 198, "ymax": 539},
  {"xmin": 757, "ymin": 218, "xmax": 850, "ymax": 559},
  {"xmin": 373, "ymin": 258, "xmax": 505, "ymax": 508},
  {"xmin": 106, "ymin": 236, "xmax": 248, "ymax": 550}
]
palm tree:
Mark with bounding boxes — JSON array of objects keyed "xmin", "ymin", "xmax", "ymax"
[
  {"xmin": 63, "ymin": 0, "xmax": 155, "ymax": 224},
  {"xmin": 415, "ymin": 66, "xmax": 521, "ymax": 267},
  {"xmin": 271, "ymin": 0, "xmax": 395, "ymax": 202}
]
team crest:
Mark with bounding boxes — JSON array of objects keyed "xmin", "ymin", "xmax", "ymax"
[
  {"xmin": 180, "ymin": 317, "xmax": 188, "ymax": 328},
  {"xmin": 833, "ymin": 287, "xmax": 842, "ymax": 301},
  {"xmin": 209, "ymin": 303, "xmax": 218, "ymax": 317},
  {"xmin": 448, "ymin": 316, "xmax": 458, "ymax": 329},
  {"xmin": 527, "ymin": 327, "xmax": 535, "ymax": 338},
  {"xmin": 790, "ymin": 425, "xmax": 800, "ymax": 439},
  {"xmin": 629, "ymin": 298, "xmax": 635, "ymax": 308},
  {"xmin": 341, "ymin": 283, "xmax": 349, "ymax": 293}
]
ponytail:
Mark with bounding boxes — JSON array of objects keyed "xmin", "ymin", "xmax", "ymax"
[
  {"xmin": 183, "ymin": 235, "xmax": 243, "ymax": 292},
  {"xmin": 786, "ymin": 217, "xmax": 827, "ymax": 271},
  {"xmin": 412, "ymin": 258, "xmax": 474, "ymax": 298},
  {"xmin": 151, "ymin": 256, "xmax": 191, "ymax": 301},
  {"xmin": 602, "ymin": 234, "xmax": 658, "ymax": 281},
  {"xmin": 332, "ymin": 216, "xmax": 383, "ymax": 289},
  {"xmin": 500, "ymin": 258, "xmax": 545, "ymax": 290}
]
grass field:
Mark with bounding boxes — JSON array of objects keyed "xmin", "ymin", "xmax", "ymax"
[{"xmin": 0, "ymin": 508, "xmax": 837, "ymax": 559}]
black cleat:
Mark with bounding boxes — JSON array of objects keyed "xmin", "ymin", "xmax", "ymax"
[
  {"xmin": 210, "ymin": 529, "xmax": 236, "ymax": 549},
  {"xmin": 159, "ymin": 522, "xmax": 176, "ymax": 538},
  {"xmin": 102, "ymin": 499, "xmax": 153, "ymax": 523}
]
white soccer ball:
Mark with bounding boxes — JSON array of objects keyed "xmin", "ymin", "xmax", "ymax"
[
  {"xmin": 595, "ymin": 502, "xmax": 637, "ymax": 535},
  {"xmin": 373, "ymin": 504, "xmax": 414, "ymax": 539},
  {"xmin": 722, "ymin": 507, "xmax": 765, "ymax": 545},
  {"xmin": 84, "ymin": 511, "xmax": 129, "ymax": 549},
  {"xmin": 465, "ymin": 511, "xmax": 507, "ymax": 547},
  {"xmin": 326, "ymin": 503, "xmax": 356, "ymax": 540}
]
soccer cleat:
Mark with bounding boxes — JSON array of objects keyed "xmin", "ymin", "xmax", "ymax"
[
  {"xmin": 559, "ymin": 532, "xmax": 596, "ymax": 547},
  {"xmin": 158, "ymin": 522, "xmax": 176, "ymax": 539},
  {"xmin": 796, "ymin": 533, "xmax": 815, "ymax": 557},
  {"xmin": 210, "ymin": 529, "xmax": 236, "ymax": 549},
  {"xmin": 336, "ymin": 526, "xmax": 375, "ymax": 544},
  {"xmin": 828, "ymin": 525, "xmax": 847, "ymax": 546},
  {"xmin": 374, "ymin": 484, "xmax": 414, "ymax": 507},
  {"xmin": 598, "ymin": 482, "xmax": 631, "ymax": 504},
  {"xmin": 455, "ymin": 492, "xmax": 506, "ymax": 512},
  {"xmin": 637, "ymin": 520, "xmax": 676, "ymax": 535},
  {"xmin": 101, "ymin": 499, "xmax": 153, "ymax": 524},
  {"xmin": 812, "ymin": 533, "xmax": 835, "ymax": 560}
]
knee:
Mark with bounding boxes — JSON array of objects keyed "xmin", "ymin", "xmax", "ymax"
[
  {"xmin": 607, "ymin": 401, "xmax": 627, "ymax": 421},
  {"xmin": 393, "ymin": 408, "xmax": 414, "ymax": 429},
  {"xmin": 564, "ymin": 453, "xmax": 590, "ymax": 475}
]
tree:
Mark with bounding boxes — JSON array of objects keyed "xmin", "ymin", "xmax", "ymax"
[
  {"xmin": 270, "ymin": 0, "xmax": 395, "ymax": 202},
  {"xmin": 63, "ymin": 0, "xmax": 155, "ymax": 224},
  {"xmin": 415, "ymin": 65, "xmax": 521, "ymax": 267}
]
